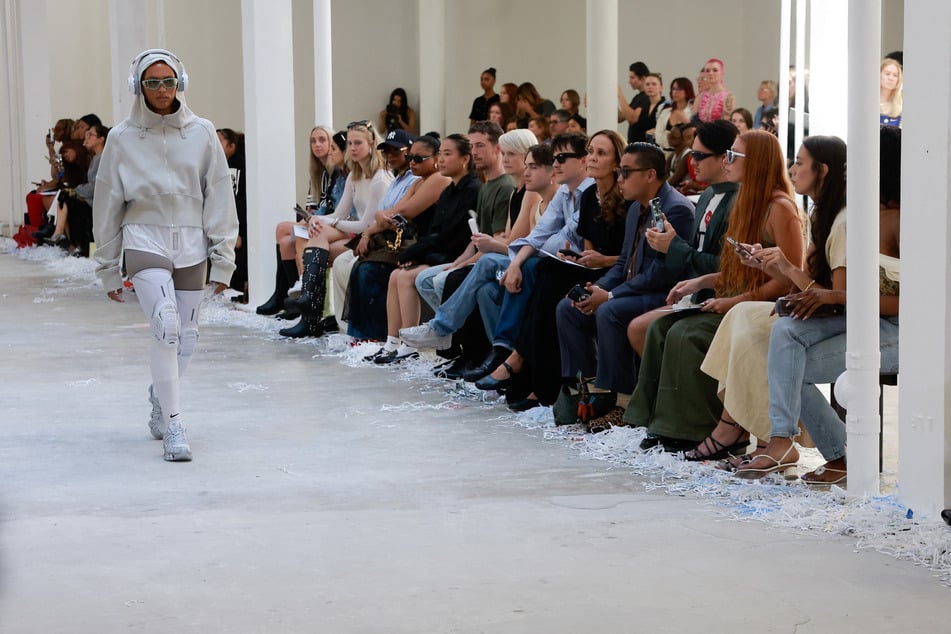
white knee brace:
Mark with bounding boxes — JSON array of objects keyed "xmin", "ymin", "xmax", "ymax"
[
  {"xmin": 151, "ymin": 299, "xmax": 180, "ymax": 346},
  {"xmin": 179, "ymin": 326, "xmax": 199, "ymax": 357}
]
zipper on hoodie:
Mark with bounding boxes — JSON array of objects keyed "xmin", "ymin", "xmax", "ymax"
[{"xmin": 162, "ymin": 115, "xmax": 181, "ymax": 251}]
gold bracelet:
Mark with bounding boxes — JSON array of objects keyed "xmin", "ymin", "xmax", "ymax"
[{"xmin": 803, "ymin": 279, "xmax": 816, "ymax": 292}]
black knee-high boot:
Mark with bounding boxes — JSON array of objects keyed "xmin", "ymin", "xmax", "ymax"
[
  {"xmin": 257, "ymin": 245, "xmax": 299, "ymax": 315},
  {"xmin": 279, "ymin": 247, "xmax": 329, "ymax": 338}
]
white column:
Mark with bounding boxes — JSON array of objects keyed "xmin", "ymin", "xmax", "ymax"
[
  {"xmin": 777, "ymin": 0, "xmax": 791, "ymax": 156},
  {"xmin": 313, "ymin": 0, "xmax": 332, "ymax": 127},
  {"xmin": 0, "ymin": 0, "xmax": 26, "ymax": 236},
  {"xmin": 808, "ymin": 0, "xmax": 848, "ymax": 138},
  {"xmin": 18, "ymin": 0, "xmax": 51, "ymax": 196},
  {"xmin": 844, "ymin": 0, "xmax": 881, "ymax": 498},
  {"xmin": 417, "ymin": 0, "xmax": 445, "ymax": 135},
  {"xmin": 108, "ymin": 0, "xmax": 163, "ymax": 127},
  {"xmin": 241, "ymin": 0, "xmax": 296, "ymax": 307},
  {"xmin": 586, "ymin": 0, "xmax": 617, "ymax": 135},
  {"xmin": 792, "ymin": 0, "xmax": 806, "ymax": 155},
  {"xmin": 898, "ymin": 0, "xmax": 951, "ymax": 516}
]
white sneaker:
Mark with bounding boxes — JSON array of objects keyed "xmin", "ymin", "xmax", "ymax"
[
  {"xmin": 399, "ymin": 322, "xmax": 452, "ymax": 350},
  {"xmin": 148, "ymin": 385, "xmax": 165, "ymax": 440},
  {"xmin": 163, "ymin": 417, "xmax": 192, "ymax": 462},
  {"xmin": 287, "ymin": 279, "xmax": 302, "ymax": 298}
]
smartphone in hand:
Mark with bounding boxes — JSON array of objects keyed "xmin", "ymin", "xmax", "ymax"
[
  {"xmin": 649, "ymin": 197, "xmax": 664, "ymax": 232},
  {"xmin": 559, "ymin": 247, "xmax": 582, "ymax": 259},
  {"xmin": 725, "ymin": 237, "xmax": 755, "ymax": 259}
]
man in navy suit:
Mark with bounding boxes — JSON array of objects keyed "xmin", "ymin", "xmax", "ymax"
[{"xmin": 555, "ymin": 142, "xmax": 694, "ymax": 431}]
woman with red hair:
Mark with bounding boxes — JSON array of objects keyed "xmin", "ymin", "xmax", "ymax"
[{"xmin": 625, "ymin": 131, "xmax": 805, "ymax": 449}]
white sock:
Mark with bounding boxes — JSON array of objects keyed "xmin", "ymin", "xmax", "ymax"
[
  {"xmin": 383, "ymin": 336, "xmax": 400, "ymax": 352},
  {"xmin": 397, "ymin": 343, "xmax": 417, "ymax": 356}
]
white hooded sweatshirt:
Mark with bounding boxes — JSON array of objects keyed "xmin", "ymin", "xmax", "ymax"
[{"xmin": 93, "ymin": 51, "xmax": 238, "ymax": 293}]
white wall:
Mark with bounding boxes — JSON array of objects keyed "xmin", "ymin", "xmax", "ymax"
[{"xmin": 34, "ymin": 0, "xmax": 902, "ymax": 219}]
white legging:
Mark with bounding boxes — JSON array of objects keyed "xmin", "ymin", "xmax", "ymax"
[{"xmin": 132, "ymin": 267, "xmax": 204, "ymax": 424}]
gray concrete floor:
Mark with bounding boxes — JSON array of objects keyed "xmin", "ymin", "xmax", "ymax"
[{"xmin": 1, "ymin": 253, "xmax": 949, "ymax": 633}]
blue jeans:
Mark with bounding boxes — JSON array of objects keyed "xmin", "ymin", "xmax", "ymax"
[
  {"xmin": 767, "ymin": 315, "xmax": 900, "ymax": 461},
  {"xmin": 414, "ymin": 263, "xmax": 453, "ymax": 311},
  {"xmin": 492, "ymin": 256, "xmax": 542, "ymax": 349},
  {"xmin": 429, "ymin": 254, "xmax": 508, "ymax": 337}
]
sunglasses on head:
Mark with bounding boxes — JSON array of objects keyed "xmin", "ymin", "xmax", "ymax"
[
  {"xmin": 724, "ymin": 149, "xmax": 746, "ymax": 164},
  {"xmin": 406, "ymin": 154, "xmax": 433, "ymax": 163},
  {"xmin": 141, "ymin": 77, "xmax": 178, "ymax": 91},
  {"xmin": 553, "ymin": 151, "xmax": 585, "ymax": 164},
  {"xmin": 347, "ymin": 120, "xmax": 372, "ymax": 130}
]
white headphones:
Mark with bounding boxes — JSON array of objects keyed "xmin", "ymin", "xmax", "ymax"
[{"xmin": 127, "ymin": 49, "xmax": 189, "ymax": 95}]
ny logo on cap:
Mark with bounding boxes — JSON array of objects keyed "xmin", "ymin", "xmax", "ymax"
[{"xmin": 387, "ymin": 131, "xmax": 397, "ymax": 140}]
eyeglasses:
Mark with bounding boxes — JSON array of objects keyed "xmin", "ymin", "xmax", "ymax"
[
  {"xmin": 724, "ymin": 149, "xmax": 747, "ymax": 164},
  {"xmin": 141, "ymin": 77, "xmax": 178, "ymax": 91},
  {"xmin": 690, "ymin": 151, "xmax": 716, "ymax": 163},
  {"xmin": 553, "ymin": 152, "xmax": 585, "ymax": 164},
  {"xmin": 616, "ymin": 166, "xmax": 650, "ymax": 180},
  {"xmin": 406, "ymin": 154, "xmax": 433, "ymax": 163},
  {"xmin": 347, "ymin": 120, "xmax": 371, "ymax": 130}
]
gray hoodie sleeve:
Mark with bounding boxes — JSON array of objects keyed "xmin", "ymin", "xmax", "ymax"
[
  {"xmin": 74, "ymin": 154, "xmax": 101, "ymax": 202},
  {"xmin": 92, "ymin": 136, "xmax": 128, "ymax": 292},
  {"xmin": 202, "ymin": 129, "xmax": 239, "ymax": 285}
]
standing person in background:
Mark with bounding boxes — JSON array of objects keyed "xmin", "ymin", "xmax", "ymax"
[
  {"xmin": 617, "ymin": 61, "xmax": 651, "ymax": 143},
  {"xmin": 498, "ymin": 82, "xmax": 519, "ymax": 122},
  {"xmin": 654, "ymin": 77, "xmax": 695, "ymax": 152},
  {"xmin": 515, "ymin": 82, "xmax": 556, "ymax": 129},
  {"xmin": 469, "ymin": 67, "xmax": 500, "ymax": 126},
  {"xmin": 730, "ymin": 108, "xmax": 753, "ymax": 133},
  {"xmin": 694, "ymin": 58, "xmax": 736, "ymax": 122},
  {"xmin": 560, "ymin": 89, "xmax": 586, "ymax": 130},
  {"xmin": 217, "ymin": 128, "xmax": 248, "ymax": 301},
  {"xmin": 94, "ymin": 49, "xmax": 238, "ymax": 462},
  {"xmin": 879, "ymin": 58, "xmax": 903, "ymax": 128},
  {"xmin": 379, "ymin": 88, "xmax": 418, "ymax": 135},
  {"xmin": 753, "ymin": 80, "xmax": 778, "ymax": 130}
]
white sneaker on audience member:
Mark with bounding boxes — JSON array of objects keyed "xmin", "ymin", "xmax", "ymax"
[
  {"xmin": 399, "ymin": 322, "xmax": 452, "ymax": 350},
  {"xmin": 287, "ymin": 279, "xmax": 302, "ymax": 298},
  {"xmin": 163, "ymin": 416, "xmax": 192, "ymax": 462}
]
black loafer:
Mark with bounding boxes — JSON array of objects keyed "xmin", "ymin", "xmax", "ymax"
[
  {"xmin": 474, "ymin": 361, "xmax": 514, "ymax": 392},
  {"xmin": 508, "ymin": 397, "xmax": 540, "ymax": 412},
  {"xmin": 461, "ymin": 346, "xmax": 510, "ymax": 382}
]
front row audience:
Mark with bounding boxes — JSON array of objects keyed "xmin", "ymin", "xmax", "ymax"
[{"xmin": 22, "ymin": 112, "xmax": 901, "ymax": 488}]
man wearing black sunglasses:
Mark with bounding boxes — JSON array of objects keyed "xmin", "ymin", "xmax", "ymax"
[
  {"xmin": 556, "ymin": 142, "xmax": 694, "ymax": 431},
  {"xmin": 622, "ymin": 120, "xmax": 741, "ymax": 428}
]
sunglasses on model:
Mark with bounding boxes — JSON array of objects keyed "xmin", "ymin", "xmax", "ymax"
[
  {"xmin": 553, "ymin": 151, "xmax": 585, "ymax": 164},
  {"xmin": 724, "ymin": 149, "xmax": 746, "ymax": 164},
  {"xmin": 406, "ymin": 154, "xmax": 433, "ymax": 163},
  {"xmin": 141, "ymin": 77, "xmax": 179, "ymax": 91}
]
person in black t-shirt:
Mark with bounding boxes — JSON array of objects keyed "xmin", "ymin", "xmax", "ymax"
[
  {"xmin": 468, "ymin": 67, "xmax": 500, "ymax": 125},
  {"xmin": 617, "ymin": 61, "xmax": 651, "ymax": 143}
]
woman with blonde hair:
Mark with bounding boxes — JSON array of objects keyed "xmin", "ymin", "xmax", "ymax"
[
  {"xmin": 626, "ymin": 130, "xmax": 805, "ymax": 448},
  {"xmin": 279, "ymin": 121, "xmax": 393, "ymax": 337},
  {"xmin": 256, "ymin": 125, "xmax": 343, "ymax": 316},
  {"xmin": 879, "ymin": 58, "xmax": 902, "ymax": 127}
]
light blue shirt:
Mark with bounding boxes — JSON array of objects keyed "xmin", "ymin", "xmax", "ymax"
[
  {"xmin": 379, "ymin": 169, "xmax": 420, "ymax": 211},
  {"xmin": 507, "ymin": 177, "xmax": 594, "ymax": 258}
]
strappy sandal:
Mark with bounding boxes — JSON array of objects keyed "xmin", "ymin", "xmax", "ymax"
[
  {"xmin": 684, "ymin": 418, "xmax": 750, "ymax": 462},
  {"xmin": 734, "ymin": 443, "xmax": 799, "ymax": 481},
  {"xmin": 801, "ymin": 463, "xmax": 847, "ymax": 486},
  {"xmin": 716, "ymin": 442, "xmax": 769, "ymax": 472}
]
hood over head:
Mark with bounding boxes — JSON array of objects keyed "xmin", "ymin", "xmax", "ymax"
[{"xmin": 129, "ymin": 49, "xmax": 196, "ymax": 132}]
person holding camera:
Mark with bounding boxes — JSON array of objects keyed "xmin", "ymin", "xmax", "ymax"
[
  {"xmin": 379, "ymin": 88, "xmax": 418, "ymax": 135},
  {"xmin": 554, "ymin": 143, "xmax": 694, "ymax": 432}
]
